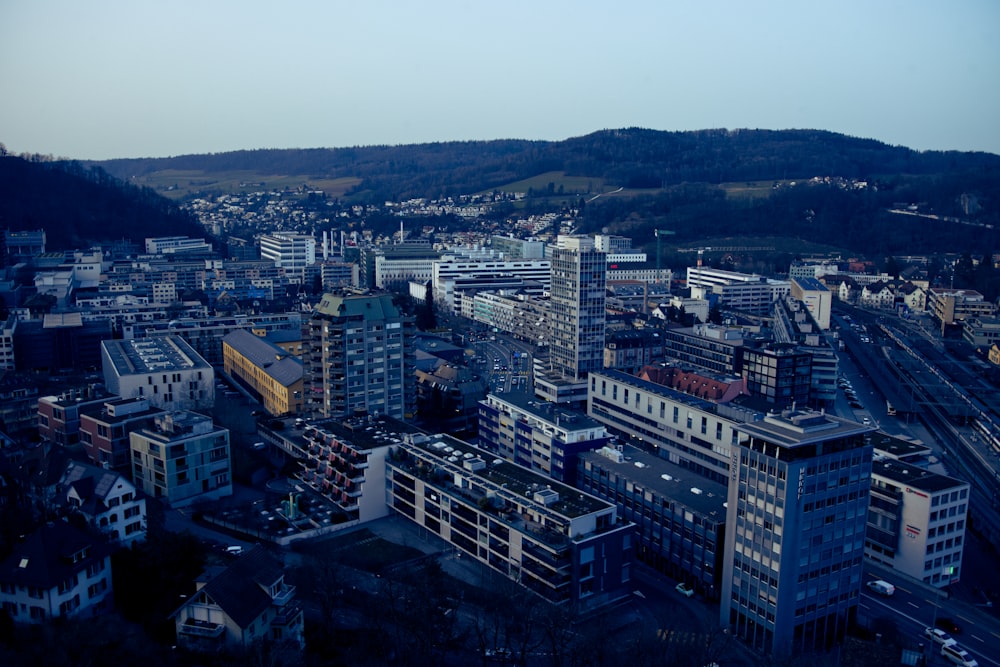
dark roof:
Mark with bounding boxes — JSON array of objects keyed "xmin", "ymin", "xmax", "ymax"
[
  {"xmin": 0, "ymin": 521, "xmax": 110, "ymax": 589},
  {"xmin": 872, "ymin": 458, "xmax": 968, "ymax": 494},
  {"xmin": 222, "ymin": 329, "xmax": 302, "ymax": 387},
  {"xmin": 196, "ymin": 545, "xmax": 284, "ymax": 629}
]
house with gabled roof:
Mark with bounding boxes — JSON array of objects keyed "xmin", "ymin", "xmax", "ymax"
[
  {"xmin": 59, "ymin": 460, "xmax": 147, "ymax": 546},
  {"xmin": 0, "ymin": 521, "xmax": 114, "ymax": 623},
  {"xmin": 172, "ymin": 545, "xmax": 304, "ymax": 652}
]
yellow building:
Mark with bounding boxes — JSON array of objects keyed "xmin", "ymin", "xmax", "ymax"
[{"xmin": 222, "ymin": 329, "xmax": 303, "ymax": 416}]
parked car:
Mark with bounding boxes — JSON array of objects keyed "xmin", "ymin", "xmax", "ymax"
[
  {"xmin": 675, "ymin": 582, "xmax": 695, "ymax": 597},
  {"xmin": 925, "ymin": 627, "xmax": 958, "ymax": 647}
]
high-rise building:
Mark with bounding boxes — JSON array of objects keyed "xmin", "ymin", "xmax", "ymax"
[
  {"xmin": 720, "ymin": 408, "xmax": 873, "ymax": 657},
  {"xmin": 259, "ymin": 232, "xmax": 317, "ymax": 282},
  {"xmin": 536, "ymin": 236, "xmax": 606, "ymax": 404},
  {"xmin": 302, "ymin": 292, "xmax": 415, "ymax": 420}
]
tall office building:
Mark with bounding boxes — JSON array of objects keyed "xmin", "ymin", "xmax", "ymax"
[
  {"xmin": 720, "ymin": 408, "xmax": 873, "ymax": 657},
  {"xmin": 302, "ymin": 292, "xmax": 415, "ymax": 420},
  {"xmin": 259, "ymin": 232, "xmax": 316, "ymax": 282},
  {"xmin": 549, "ymin": 235, "xmax": 606, "ymax": 380}
]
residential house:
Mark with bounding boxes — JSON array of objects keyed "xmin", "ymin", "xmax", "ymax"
[
  {"xmin": 172, "ymin": 545, "xmax": 304, "ymax": 651},
  {"xmin": 59, "ymin": 460, "xmax": 147, "ymax": 545},
  {"xmin": 0, "ymin": 521, "xmax": 114, "ymax": 623}
]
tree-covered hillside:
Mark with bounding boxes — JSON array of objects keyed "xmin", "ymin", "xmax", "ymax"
[{"xmin": 0, "ymin": 155, "xmax": 206, "ymax": 251}]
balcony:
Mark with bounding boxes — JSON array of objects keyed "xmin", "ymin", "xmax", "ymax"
[
  {"xmin": 178, "ymin": 617, "xmax": 225, "ymax": 639},
  {"xmin": 272, "ymin": 583, "xmax": 296, "ymax": 607}
]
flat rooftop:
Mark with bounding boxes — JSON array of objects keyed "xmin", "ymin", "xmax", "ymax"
[
  {"xmin": 872, "ymin": 458, "xmax": 967, "ymax": 494},
  {"xmin": 740, "ymin": 408, "xmax": 872, "ymax": 447},
  {"xmin": 406, "ymin": 433, "xmax": 611, "ymax": 520},
  {"xmin": 103, "ymin": 336, "xmax": 210, "ymax": 375},
  {"xmin": 489, "ymin": 392, "xmax": 604, "ymax": 432},
  {"xmin": 596, "ymin": 369, "xmax": 720, "ymax": 413},
  {"xmin": 579, "ymin": 443, "xmax": 728, "ymax": 522}
]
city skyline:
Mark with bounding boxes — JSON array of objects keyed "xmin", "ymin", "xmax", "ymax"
[{"xmin": 2, "ymin": 0, "xmax": 999, "ymax": 160}]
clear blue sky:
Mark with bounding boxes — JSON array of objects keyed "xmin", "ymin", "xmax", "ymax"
[{"xmin": 2, "ymin": 0, "xmax": 998, "ymax": 160}]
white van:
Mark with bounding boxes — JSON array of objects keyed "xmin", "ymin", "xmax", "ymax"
[
  {"xmin": 941, "ymin": 644, "xmax": 979, "ymax": 667},
  {"xmin": 865, "ymin": 579, "xmax": 895, "ymax": 596}
]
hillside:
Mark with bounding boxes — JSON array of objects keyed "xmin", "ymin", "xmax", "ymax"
[
  {"xmin": 92, "ymin": 128, "xmax": 1000, "ymax": 258},
  {"xmin": 0, "ymin": 156, "xmax": 206, "ymax": 252}
]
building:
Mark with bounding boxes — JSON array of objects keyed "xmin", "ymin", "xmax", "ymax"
[
  {"xmin": 536, "ymin": 236, "xmax": 606, "ymax": 405},
  {"xmin": 789, "ymin": 277, "xmax": 832, "ymax": 330},
  {"xmin": 222, "ymin": 329, "xmax": 303, "ymax": 416},
  {"xmin": 59, "ymin": 460, "xmax": 147, "ymax": 545},
  {"xmin": 740, "ymin": 345, "xmax": 812, "ymax": 409},
  {"xmin": 686, "ymin": 267, "xmax": 791, "ymax": 316},
  {"xmin": 79, "ymin": 397, "xmax": 164, "ymax": 471},
  {"xmin": 385, "ymin": 433, "xmax": 634, "ymax": 610},
  {"xmin": 962, "ymin": 316, "xmax": 1000, "ymax": 349},
  {"xmin": 0, "ymin": 315, "xmax": 15, "ymax": 371},
  {"xmin": 587, "ymin": 369, "xmax": 753, "ymax": 485},
  {"xmin": 125, "ymin": 312, "xmax": 302, "ymax": 367},
  {"xmin": 866, "ymin": 458, "xmax": 969, "ymax": 588},
  {"xmin": 173, "ymin": 545, "xmax": 304, "ymax": 652},
  {"xmin": 770, "ymin": 295, "xmax": 839, "ymax": 408},
  {"xmin": 477, "ymin": 392, "xmax": 610, "ymax": 484},
  {"xmin": 38, "ymin": 387, "xmax": 115, "ymax": 448},
  {"xmin": 13, "ymin": 314, "xmax": 111, "ymax": 372},
  {"xmin": 0, "ymin": 521, "xmax": 114, "ymax": 623},
  {"xmin": 720, "ymin": 409, "xmax": 873, "ymax": 657},
  {"xmin": 302, "ymin": 292, "xmax": 416, "ymax": 421},
  {"xmin": 660, "ymin": 323, "xmax": 746, "ymax": 375},
  {"xmin": 145, "ymin": 236, "xmax": 213, "ymax": 255},
  {"xmin": 295, "ymin": 416, "xmax": 414, "ymax": 524},
  {"xmin": 603, "ymin": 329, "xmax": 665, "ymax": 374},
  {"xmin": 130, "ymin": 411, "xmax": 232, "ymax": 507},
  {"xmin": 432, "ymin": 256, "xmax": 550, "ymax": 315},
  {"xmin": 490, "ymin": 235, "xmax": 546, "ymax": 260},
  {"xmin": 101, "ymin": 336, "xmax": 215, "ymax": 412},
  {"xmin": 259, "ymin": 232, "xmax": 316, "ymax": 282},
  {"xmin": 927, "ymin": 288, "xmax": 996, "ymax": 330},
  {"xmin": 578, "ymin": 443, "xmax": 727, "ymax": 599}
]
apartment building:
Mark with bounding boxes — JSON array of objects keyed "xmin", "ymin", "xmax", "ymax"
[
  {"xmin": 222, "ymin": 329, "xmax": 303, "ymax": 416},
  {"xmin": 302, "ymin": 292, "xmax": 416, "ymax": 421},
  {"xmin": 477, "ymin": 393, "xmax": 609, "ymax": 484},
  {"xmin": 130, "ymin": 411, "xmax": 232, "ymax": 507},
  {"xmin": 101, "ymin": 336, "xmax": 215, "ymax": 412},
  {"xmin": 720, "ymin": 409, "xmax": 873, "ymax": 657},
  {"xmin": 536, "ymin": 236, "xmax": 606, "ymax": 405},
  {"xmin": 38, "ymin": 388, "xmax": 115, "ymax": 448},
  {"xmin": 79, "ymin": 397, "xmax": 164, "ymax": 470},
  {"xmin": 385, "ymin": 433, "xmax": 634, "ymax": 610},
  {"xmin": 866, "ymin": 458, "xmax": 969, "ymax": 588}
]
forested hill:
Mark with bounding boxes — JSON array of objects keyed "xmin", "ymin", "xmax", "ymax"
[
  {"xmin": 0, "ymin": 155, "xmax": 205, "ymax": 251},
  {"xmin": 93, "ymin": 128, "xmax": 1000, "ymax": 204}
]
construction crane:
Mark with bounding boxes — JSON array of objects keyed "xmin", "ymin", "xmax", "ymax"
[{"xmin": 655, "ymin": 229, "xmax": 675, "ymax": 274}]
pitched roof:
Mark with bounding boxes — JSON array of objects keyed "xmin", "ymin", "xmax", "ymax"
[
  {"xmin": 0, "ymin": 521, "xmax": 110, "ymax": 589},
  {"xmin": 61, "ymin": 460, "xmax": 133, "ymax": 515},
  {"xmin": 195, "ymin": 545, "xmax": 284, "ymax": 629}
]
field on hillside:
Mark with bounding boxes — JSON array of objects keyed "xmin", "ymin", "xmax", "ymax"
[
  {"xmin": 491, "ymin": 171, "xmax": 605, "ymax": 195},
  {"xmin": 128, "ymin": 169, "xmax": 362, "ymax": 200}
]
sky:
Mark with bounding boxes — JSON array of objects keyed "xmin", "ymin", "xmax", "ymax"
[{"xmin": 2, "ymin": 0, "xmax": 999, "ymax": 160}]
